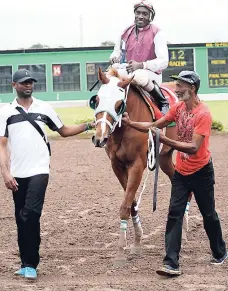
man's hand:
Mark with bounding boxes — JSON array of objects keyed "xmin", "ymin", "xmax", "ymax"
[
  {"xmin": 126, "ymin": 60, "xmax": 143, "ymax": 73},
  {"xmin": 88, "ymin": 121, "xmax": 96, "ymax": 129},
  {"xmin": 122, "ymin": 112, "xmax": 132, "ymax": 126},
  {"xmin": 110, "ymin": 56, "xmax": 120, "ymax": 64},
  {"xmin": 150, "ymin": 127, "xmax": 165, "ymax": 141},
  {"xmin": 2, "ymin": 171, "xmax": 18, "ymax": 192}
]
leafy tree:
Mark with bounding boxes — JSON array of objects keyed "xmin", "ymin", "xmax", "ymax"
[
  {"xmin": 100, "ymin": 40, "xmax": 115, "ymax": 46},
  {"xmin": 29, "ymin": 43, "xmax": 49, "ymax": 49}
]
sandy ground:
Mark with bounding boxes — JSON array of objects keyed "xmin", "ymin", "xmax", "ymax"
[{"xmin": 0, "ymin": 133, "xmax": 228, "ymax": 291}]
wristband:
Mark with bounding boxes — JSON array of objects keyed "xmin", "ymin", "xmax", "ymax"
[{"xmin": 85, "ymin": 122, "xmax": 92, "ymax": 131}]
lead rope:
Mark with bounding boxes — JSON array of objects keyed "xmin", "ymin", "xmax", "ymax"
[
  {"xmin": 134, "ymin": 129, "xmax": 156, "ymax": 211},
  {"xmin": 153, "ymin": 128, "xmax": 160, "ymax": 212},
  {"xmin": 117, "ymin": 83, "xmax": 130, "ymax": 128}
]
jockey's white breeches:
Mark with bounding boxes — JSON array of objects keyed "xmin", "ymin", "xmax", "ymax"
[{"xmin": 111, "ymin": 63, "xmax": 162, "ymax": 87}]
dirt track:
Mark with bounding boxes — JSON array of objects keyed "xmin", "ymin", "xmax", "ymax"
[{"xmin": 0, "ymin": 133, "xmax": 228, "ymax": 291}]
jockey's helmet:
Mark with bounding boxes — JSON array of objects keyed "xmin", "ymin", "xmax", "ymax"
[{"xmin": 134, "ymin": 0, "xmax": 155, "ymax": 20}]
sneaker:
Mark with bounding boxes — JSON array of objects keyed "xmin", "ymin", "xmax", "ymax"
[
  {"xmin": 14, "ymin": 268, "xmax": 25, "ymax": 276},
  {"xmin": 156, "ymin": 264, "xmax": 181, "ymax": 276},
  {"xmin": 210, "ymin": 253, "xmax": 228, "ymax": 265},
  {"xmin": 24, "ymin": 267, "xmax": 37, "ymax": 280}
]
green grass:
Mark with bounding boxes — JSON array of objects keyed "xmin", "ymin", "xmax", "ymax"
[
  {"xmin": 46, "ymin": 101, "xmax": 228, "ymax": 137},
  {"xmin": 204, "ymin": 101, "xmax": 228, "ymax": 131},
  {"xmin": 47, "ymin": 107, "xmax": 94, "ymax": 137},
  {"xmin": 55, "ymin": 107, "xmax": 94, "ymax": 124}
]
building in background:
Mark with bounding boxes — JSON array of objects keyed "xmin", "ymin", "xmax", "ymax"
[{"xmin": 0, "ymin": 43, "xmax": 228, "ymax": 103}]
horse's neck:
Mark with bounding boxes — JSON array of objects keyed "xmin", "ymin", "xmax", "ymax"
[
  {"xmin": 109, "ymin": 86, "xmax": 151, "ymax": 149},
  {"xmin": 126, "ymin": 87, "xmax": 152, "ymax": 122}
]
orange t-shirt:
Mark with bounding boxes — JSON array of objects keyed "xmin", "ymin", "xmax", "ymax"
[{"xmin": 164, "ymin": 101, "xmax": 212, "ymax": 175}]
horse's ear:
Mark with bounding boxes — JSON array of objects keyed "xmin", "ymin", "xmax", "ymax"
[
  {"xmin": 98, "ymin": 67, "xmax": 110, "ymax": 84},
  {"xmin": 118, "ymin": 76, "xmax": 134, "ymax": 89}
]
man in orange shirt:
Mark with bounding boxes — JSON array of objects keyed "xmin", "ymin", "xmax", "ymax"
[{"xmin": 122, "ymin": 70, "xmax": 227, "ymax": 276}]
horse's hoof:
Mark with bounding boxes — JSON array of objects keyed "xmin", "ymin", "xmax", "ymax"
[
  {"xmin": 130, "ymin": 244, "xmax": 142, "ymax": 255},
  {"xmin": 113, "ymin": 257, "xmax": 127, "ymax": 268}
]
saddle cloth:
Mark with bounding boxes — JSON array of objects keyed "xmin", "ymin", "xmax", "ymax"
[{"xmin": 131, "ymin": 84, "xmax": 178, "ymax": 121}]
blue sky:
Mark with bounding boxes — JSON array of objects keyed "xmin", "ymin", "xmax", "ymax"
[{"xmin": 0, "ymin": 0, "xmax": 227, "ymax": 49}]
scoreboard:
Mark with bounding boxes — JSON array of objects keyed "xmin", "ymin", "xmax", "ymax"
[
  {"xmin": 207, "ymin": 44, "xmax": 228, "ymax": 88},
  {"xmin": 162, "ymin": 48, "xmax": 194, "ymax": 82}
]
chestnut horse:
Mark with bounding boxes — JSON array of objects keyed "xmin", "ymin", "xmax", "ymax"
[{"xmin": 89, "ymin": 68, "xmax": 186, "ymax": 266}]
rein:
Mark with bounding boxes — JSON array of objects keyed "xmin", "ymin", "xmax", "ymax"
[{"xmin": 135, "ymin": 128, "xmax": 160, "ymax": 212}]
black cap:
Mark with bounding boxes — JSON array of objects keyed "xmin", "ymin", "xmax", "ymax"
[
  {"xmin": 170, "ymin": 70, "xmax": 200, "ymax": 90},
  {"xmin": 12, "ymin": 69, "xmax": 37, "ymax": 83}
]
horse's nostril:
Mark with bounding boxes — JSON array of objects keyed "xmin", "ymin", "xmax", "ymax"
[
  {"xmin": 92, "ymin": 135, "xmax": 108, "ymax": 148},
  {"xmin": 99, "ymin": 137, "xmax": 108, "ymax": 148},
  {"xmin": 92, "ymin": 135, "xmax": 101, "ymax": 147}
]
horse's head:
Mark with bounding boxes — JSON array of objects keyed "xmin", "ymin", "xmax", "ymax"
[{"xmin": 89, "ymin": 68, "xmax": 133, "ymax": 148}]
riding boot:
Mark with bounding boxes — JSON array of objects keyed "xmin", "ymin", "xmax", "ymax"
[{"xmin": 149, "ymin": 82, "xmax": 169, "ymax": 115}]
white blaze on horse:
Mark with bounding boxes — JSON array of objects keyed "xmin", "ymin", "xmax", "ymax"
[{"xmin": 89, "ymin": 67, "xmax": 189, "ymax": 266}]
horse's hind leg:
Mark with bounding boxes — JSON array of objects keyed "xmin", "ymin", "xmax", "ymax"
[
  {"xmin": 160, "ymin": 126, "xmax": 192, "ymax": 239},
  {"xmin": 159, "ymin": 126, "xmax": 176, "ymax": 181},
  {"xmin": 130, "ymin": 200, "xmax": 143, "ymax": 255}
]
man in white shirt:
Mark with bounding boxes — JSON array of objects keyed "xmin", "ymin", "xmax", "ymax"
[
  {"xmin": 0, "ymin": 69, "xmax": 94, "ymax": 280},
  {"xmin": 110, "ymin": 0, "xmax": 169, "ymax": 114}
]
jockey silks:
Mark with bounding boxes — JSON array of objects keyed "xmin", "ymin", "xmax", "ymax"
[{"xmin": 121, "ymin": 24, "xmax": 161, "ymax": 73}]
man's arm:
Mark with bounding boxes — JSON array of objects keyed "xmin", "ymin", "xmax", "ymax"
[
  {"xmin": 158, "ymin": 111, "xmax": 213, "ymax": 154},
  {"xmin": 143, "ymin": 31, "xmax": 169, "ymax": 72},
  {"xmin": 122, "ymin": 106, "xmax": 175, "ymax": 132},
  {"xmin": 158, "ymin": 132, "xmax": 204, "ymax": 154},
  {"xmin": 45, "ymin": 104, "xmax": 94, "ymax": 137},
  {"xmin": 110, "ymin": 38, "xmax": 122, "ymax": 64},
  {"xmin": 122, "ymin": 97, "xmax": 177, "ymax": 131},
  {"xmin": 0, "ymin": 137, "xmax": 18, "ymax": 191},
  {"xmin": 128, "ymin": 116, "xmax": 171, "ymax": 133},
  {"xmin": 0, "ymin": 137, "xmax": 9, "ymax": 173},
  {"xmin": 58, "ymin": 122, "xmax": 94, "ymax": 137}
]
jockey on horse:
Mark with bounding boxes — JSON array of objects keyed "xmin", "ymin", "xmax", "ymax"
[
  {"xmin": 109, "ymin": 0, "xmax": 177, "ymax": 181},
  {"xmin": 109, "ymin": 0, "xmax": 192, "ymax": 234},
  {"xmin": 109, "ymin": 0, "xmax": 169, "ymax": 115}
]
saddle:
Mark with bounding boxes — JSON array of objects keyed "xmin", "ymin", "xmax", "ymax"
[
  {"xmin": 130, "ymin": 83, "xmax": 178, "ymax": 121},
  {"xmin": 131, "ymin": 85, "xmax": 163, "ymax": 121}
]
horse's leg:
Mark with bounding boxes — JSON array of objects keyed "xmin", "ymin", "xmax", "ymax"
[
  {"xmin": 130, "ymin": 200, "xmax": 143, "ymax": 255},
  {"xmin": 160, "ymin": 126, "xmax": 193, "ymax": 239},
  {"xmin": 110, "ymin": 159, "xmax": 129, "ymax": 267},
  {"xmin": 111, "ymin": 159, "xmax": 128, "ymax": 190},
  {"xmin": 183, "ymin": 192, "xmax": 193, "ymax": 237},
  {"xmin": 113, "ymin": 162, "xmax": 143, "ymax": 255},
  {"xmin": 159, "ymin": 126, "xmax": 176, "ymax": 180},
  {"xmin": 115, "ymin": 157, "xmax": 145, "ymax": 266}
]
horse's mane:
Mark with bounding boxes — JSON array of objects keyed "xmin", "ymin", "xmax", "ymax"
[{"xmin": 106, "ymin": 67, "xmax": 127, "ymax": 81}]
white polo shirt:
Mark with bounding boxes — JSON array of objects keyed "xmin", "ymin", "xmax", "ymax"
[{"xmin": 0, "ymin": 97, "xmax": 63, "ymax": 178}]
